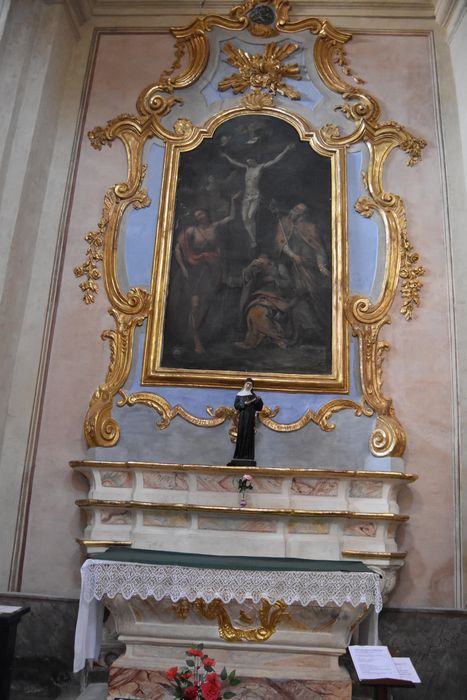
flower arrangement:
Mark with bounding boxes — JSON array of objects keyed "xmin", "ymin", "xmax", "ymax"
[
  {"xmin": 238, "ymin": 474, "xmax": 253, "ymax": 507},
  {"xmin": 166, "ymin": 644, "xmax": 239, "ymax": 699}
]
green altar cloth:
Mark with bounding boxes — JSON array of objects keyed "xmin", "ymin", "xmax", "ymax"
[{"xmin": 94, "ymin": 547, "xmax": 371, "ymax": 573}]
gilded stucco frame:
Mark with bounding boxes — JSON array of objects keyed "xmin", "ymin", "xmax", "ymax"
[
  {"xmin": 142, "ymin": 107, "xmax": 348, "ymax": 392},
  {"xmin": 75, "ymin": 0, "xmax": 425, "ymax": 457}
]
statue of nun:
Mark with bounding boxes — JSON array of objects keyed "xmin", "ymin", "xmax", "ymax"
[{"xmin": 228, "ymin": 378, "xmax": 263, "ymax": 466}]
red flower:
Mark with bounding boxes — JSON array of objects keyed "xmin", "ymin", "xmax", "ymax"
[
  {"xmin": 183, "ymin": 686, "xmax": 198, "ymax": 699},
  {"xmin": 202, "ymin": 657, "xmax": 216, "ymax": 668},
  {"xmin": 201, "ymin": 677, "xmax": 221, "ymax": 700},
  {"xmin": 205, "ymin": 673, "xmax": 220, "ymax": 685},
  {"xmin": 187, "ymin": 648, "xmax": 204, "ymax": 657},
  {"xmin": 201, "ymin": 673, "xmax": 222, "ymax": 700},
  {"xmin": 166, "ymin": 666, "xmax": 178, "ymax": 681},
  {"xmin": 180, "ymin": 672, "xmax": 192, "ymax": 679}
]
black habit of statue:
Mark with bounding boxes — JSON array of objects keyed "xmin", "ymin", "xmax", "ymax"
[{"xmin": 228, "ymin": 393, "xmax": 263, "ymax": 467}]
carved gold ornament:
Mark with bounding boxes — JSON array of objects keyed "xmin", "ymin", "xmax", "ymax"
[
  {"xmin": 240, "ymin": 88, "xmax": 275, "ymax": 109},
  {"xmin": 76, "ymin": 0, "xmax": 425, "ymax": 458},
  {"xmin": 173, "ymin": 597, "xmax": 288, "ymax": 642},
  {"xmin": 173, "ymin": 595, "xmax": 354, "ymax": 640},
  {"xmin": 118, "ymin": 390, "xmax": 372, "ymax": 440},
  {"xmin": 218, "ymin": 41, "xmax": 302, "ymax": 99}
]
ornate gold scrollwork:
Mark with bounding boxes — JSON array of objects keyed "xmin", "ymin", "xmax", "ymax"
[
  {"xmin": 117, "ymin": 390, "xmax": 372, "ymax": 439},
  {"xmin": 241, "ymin": 89, "xmax": 275, "ymax": 109},
  {"xmin": 259, "ymin": 399, "xmax": 373, "ymax": 433},
  {"xmin": 85, "ymin": 305, "xmax": 150, "ymax": 448},
  {"xmin": 194, "ymin": 598, "xmax": 288, "ymax": 642},
  {"xmin": 355, "ymin": 192, "xmax": 424, "ymax": 321},
  {"xmin": 77, "ymin": 0, "xmax": 425, "ymax": 456},
  {"xmin": 74, "ymin": 190, "xmax": 111, "ymax": 304},
  {"xmin": 218, "ymin": 42, "xmax": 302, "ymax": 99},
  {"xmin": 370, "ymin": 415, "xmax": 407, "ymax": 458},
  {"xmin": 173, "ymin": 596, "xmax": 342, "ymax": 638},
  {"xmin": 75, "ymin": 118, "xmax": 152, "ymax": 446},
  {"xmin": 117, "ymin": 390, "xmax": 237, "ymax": 431}
]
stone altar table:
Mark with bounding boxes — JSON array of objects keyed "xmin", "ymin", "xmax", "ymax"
[{"xmin": 74, "ymin": 550, "xmax": 382, "ymax": 699}]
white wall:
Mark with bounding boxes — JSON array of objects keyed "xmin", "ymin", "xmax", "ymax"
[
  {"xmin": 0, "ymin": 0, "xmax": 77, "ymax": 589},
  {"xmin": 450, "ymin": 7, "xmax": 467, "ymax": 200}
]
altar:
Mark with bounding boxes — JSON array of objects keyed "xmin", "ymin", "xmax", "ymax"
[
  {"xmin": 70, "ymin": 0, "xmax": 424, "ymax": 697},
  {"xmin": 73, "ymin": 460, "xmax": 412, "ymax": 698},
  {"xmin": 74, "ymin": 549, "xmax": 382, "ymax": 698}
]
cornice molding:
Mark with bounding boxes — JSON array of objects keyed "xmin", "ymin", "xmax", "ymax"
[
  {"xmin": 435, "ymin": 0, "xmax": 467, "ymax": 38},
  {"xmin": 53, "ymin": 0, "xmax": 438, "ymax": 21},
  {"xmin": 42, "ymin": 0, "xmax": 88, "ymax": 37}
]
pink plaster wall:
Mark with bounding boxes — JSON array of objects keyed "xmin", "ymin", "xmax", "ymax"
[
  {"xmin": 346, "ymin": 33, "xmax": 454, "ymax": 607},
  {"xmin": 21, "ymin": 32, "xmax": 176, "ymax": 594},
  {"xmin": 21, "ymin": 29, "xmax": 455, "ymax": 607}
]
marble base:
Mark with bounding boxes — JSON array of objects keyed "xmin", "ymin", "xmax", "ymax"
[
  {"xmin": 103, "ymin": 595, "xmax": 359, "ymax": 699},
  {"xmin": 108, "ymin": 667, "xmax": 351, "ymax": 699},
  {"xmin": 74, "ymin": 460, "xmax": 412, "ymax": 594}
]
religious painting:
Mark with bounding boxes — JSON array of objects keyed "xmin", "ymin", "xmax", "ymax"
[{"xmin": 142, "ymin": 112, "xmax": 348, "ymax": 392}]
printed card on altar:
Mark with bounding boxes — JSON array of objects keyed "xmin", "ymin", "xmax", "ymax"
[{"xmin": 349, "ymin": 645, "xmax": 421, "ymax": 685}]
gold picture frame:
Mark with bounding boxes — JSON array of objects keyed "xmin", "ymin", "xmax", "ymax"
[
  {"xmin": 75, "ymin": 0, "xmax": 426, "ymax": 457},
  {"xmin": 142, "ymin": 107, "xmax": 348, "ymax": 393}
]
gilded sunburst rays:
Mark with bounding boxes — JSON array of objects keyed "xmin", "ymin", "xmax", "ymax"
[{"xmin": 218, "ymin": 42, "xmax": 302, "ymax": 99}]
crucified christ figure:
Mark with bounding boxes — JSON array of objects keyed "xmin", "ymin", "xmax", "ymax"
[{"xmin": 221, "ymin": 143, "xmax": 294, "ymax": 247}]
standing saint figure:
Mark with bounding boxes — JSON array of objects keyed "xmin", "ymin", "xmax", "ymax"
[
  {"xmin": 174, "ymin": 192, "xmax": 240, "ymax": 353},
  {"xmin": 275, "ymin": 202, "xmax": 331, "ymax": 342},
  {"xmin": 228, "ymin": 378, "xmax": 264, "ymax": 466},
  {"xmin": 221, "ymin": 143, "xmax": 294, "ymax": 247}
]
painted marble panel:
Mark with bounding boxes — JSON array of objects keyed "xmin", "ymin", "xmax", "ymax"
[
  {"xmin": 349, "ymin": 480, "xmax": 383, "ymax": 498},
  {"xmin": 196, "ymin": 474, "xmax": 281, "ymax": 493},
  {"xmin": 343, "ymin": 521, "xmax": 377, "ymax": 537},
  {"xmin": 290, "ymin": 478, "xmax": 339, "ymax": 496},
  {"xmin": 142, "ymin": 512, "xmax": 191, "ymax": 528},
  {"xmin": 101, "ymin": 470, "xmax": 132, "ymax": 488},
  {"xmin": 109, "ymin": 667, "xmax": 168, "ymax": 699},
  {"xmin": 288, "ymin": 519, "xmax": 330, "ymax": 534},
  {"xmin": 108, "ymin": 668, "xmax": 351, "ymax": 700},
  {"xmin": 142, "ymin": 471, "xmax": 189, "ymax": 490},
  {"xmin": 100, "ymin": 509, "xmax": 132, "ymax": 525},
  {"xmin": 198, "ymin": 516, "xmax": 277, "ymax": 532}
]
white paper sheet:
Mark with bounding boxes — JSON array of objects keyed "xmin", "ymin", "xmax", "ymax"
[
  {"xmin": 349, "ymin": 645, "xmax": 420, "ymax": 683},
  {"xmin": 393, "ymin": 657, "xmax": 421, "ymax": 683},
  {"xmin": 349, "ymin": 645, "xmax": 399, "ymax": 681}
]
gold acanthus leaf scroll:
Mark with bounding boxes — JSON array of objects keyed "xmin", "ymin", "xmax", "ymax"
[
  {"xmin": 194, "ymin": 598, "xmax": 288, "ymax": 642},
  {"xmin": 73, "ymin": 190, "xmax": 112, "ymax": 304},
  {"xmin": 74, "ymin": 173, "xmax": 150, "ymax": 304},
  {"xmin": 218, "ymin": 41, "xmax": 302, "ymax": 99},
  {"xmin": 240, "ymin": 88, "xmax": 275, "ymax": 109},
  {"xmin": 117, "ymin": 390, "xmax": 373, "ymax": 439},
  {"xmin": 354, "ymin": 192, "xmax": 425, "ymax": 320}
]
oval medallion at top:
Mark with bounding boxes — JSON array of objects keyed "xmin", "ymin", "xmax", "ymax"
[{"xmin": 248, "ymin": 4, "xmax": 276, "ymax": 25}]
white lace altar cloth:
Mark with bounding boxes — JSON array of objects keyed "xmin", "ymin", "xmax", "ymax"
[{"xmin": 74, "ymin": 559, "xmax": 382, "ymax": 672}]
